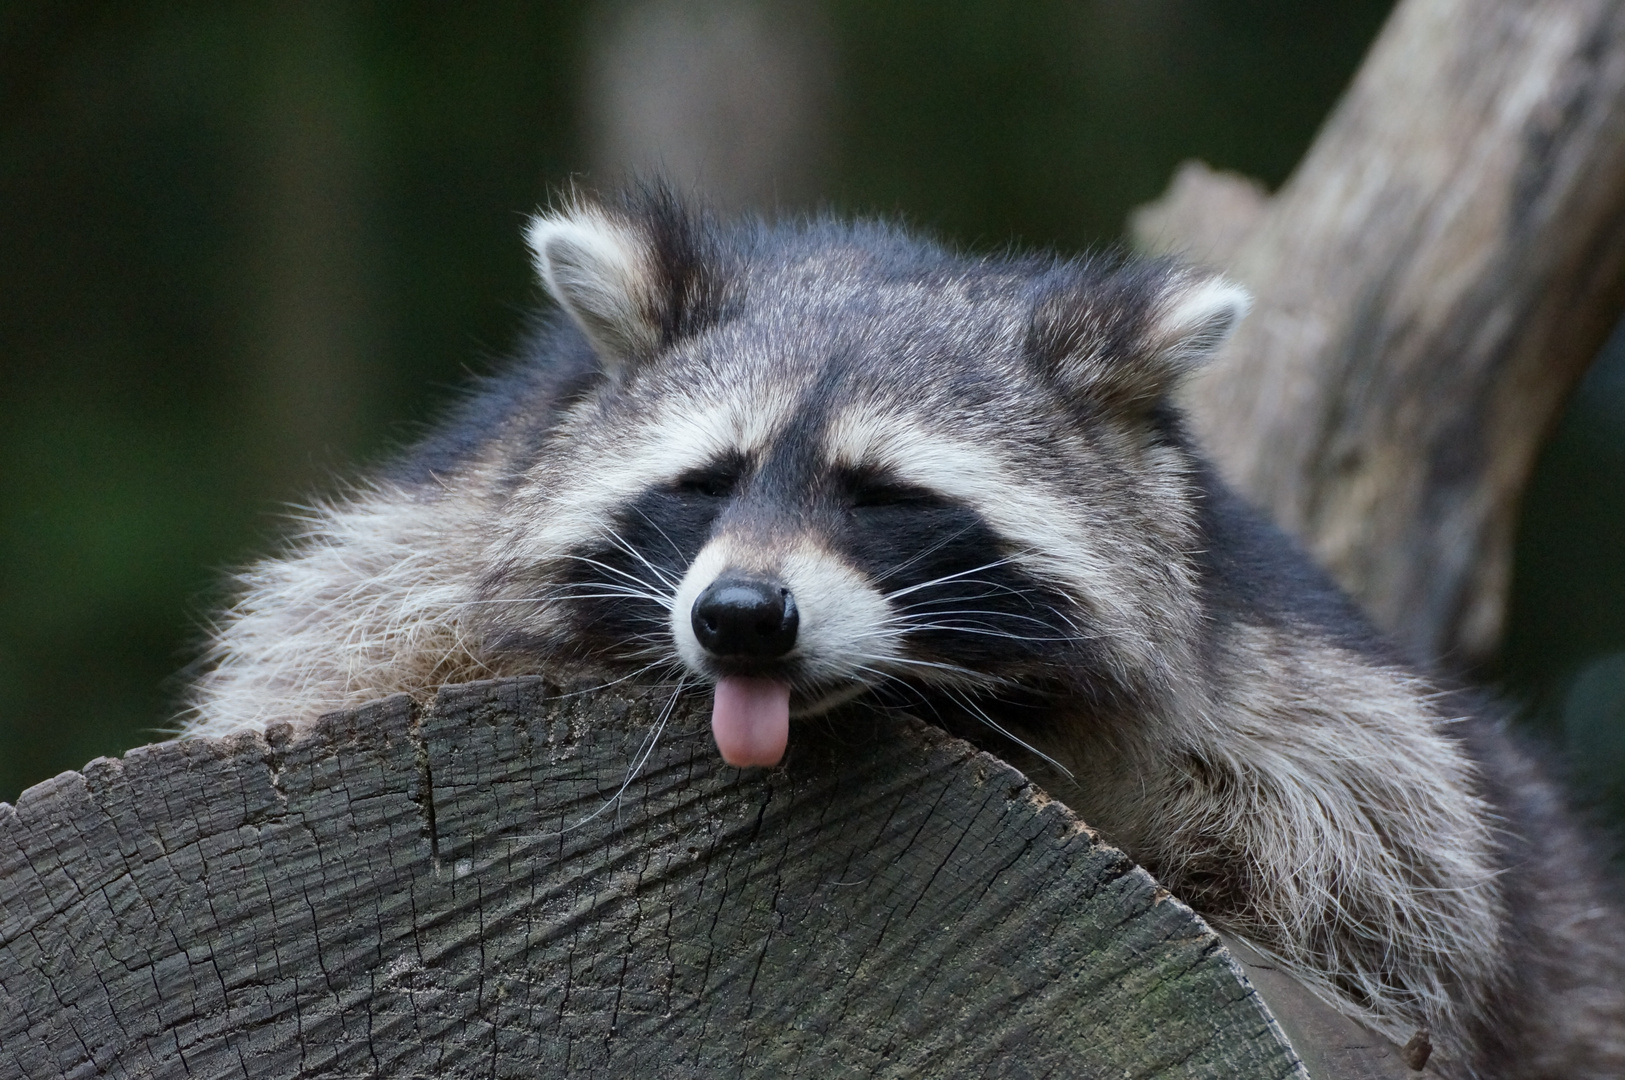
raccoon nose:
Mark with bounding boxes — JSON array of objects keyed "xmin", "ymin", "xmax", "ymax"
[{"xmin": 692, "ymin": 577, "xmax": 799, "ymax": 659}]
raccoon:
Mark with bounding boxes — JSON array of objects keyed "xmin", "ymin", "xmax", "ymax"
[{"xmin": 185, "ymin": 189, "xmax": 1624, "ymax": 1077}]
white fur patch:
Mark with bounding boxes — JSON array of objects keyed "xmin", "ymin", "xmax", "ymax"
[{"xmin": 780, "ymin": 544, "xmax": 899, "ymax": 686}]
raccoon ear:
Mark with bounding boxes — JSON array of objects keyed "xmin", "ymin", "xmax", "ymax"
[
  {"xmin": 1145, "ymin": 274, "xmax": 1252, "ymax": 373},
  {"xmin": 1030, "ymin": 268, "xmax": 1251, "ymax": 412},
  {"xmin": 525, "ymin": 208, "xmax": 663, "ymax": 370}
]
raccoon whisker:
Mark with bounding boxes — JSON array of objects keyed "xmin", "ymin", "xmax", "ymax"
[
  {"xmin": 893, "ymin": 621, "xmax": 1031, "ymax": 637},
  {"xmin": 841, "ymin": 628, "xmax": 1046, "ymax": 670},
  {"xmin": 611, "ymin": 652, "xmax": 680, "ymax": 671},
  {"xmin": 444, "ymin": 597, "xmax": 548, "ymax": 607},
  {"xmin": 600, "ymin": 645, "xmax": 677, "ymax": 664},
  {"xmin": 881, "ymin": 557, "xmax": 1032, "ymax": 603},
  {"xmin": 873, "ymin": 605, "xmax": 1098, "ymax": 644},
  {"xmin": 862, "ymin": 677, "xmax": 1074, "ymax": 783},
  {"xmin": 869, "ymin": 677, "xmax": 968, "ymax": 719},
  {"xmin": 848, "ymin": 661, "xmax": 901, "ymax": 682},
  {"xmin": 907, "ymin": 624, "xmax": 1092, "ymax": 644},
  {"xmin": 893, "ymin": 572, "xmax": 1041, "ymax": 596},
  {"xmin": 600, "ymin": 528, "xmax": 684, "ymax": 593},
  {"xmin": 893, "ymin": 598, "xmax": 1058, "ymax": 619},
  {"xmin": 452, "ymin": 585, "xmax": 670, "ymax": 608},
  {"xmin": 894, "ymin": 588, "xmax": 1049, "ymax": 610},
  {"xmin": 941, "ymin": 687, "xmax": 1076, "ymax": 782},
  {"xmin": 1042, "ymin": 604, "xmax": 1091, "ymax": 636},
  {"xmin": 890, "ymin": 579, "xmax": 1052, "ymax": 611},
  {"xmin": 555, "ymin": 676, "xmax": 687, "ymax": 834},
  {"xmin": 619, "ymin": 634, "xmax": 680, "ymax": 652},
  {"xmin": 894, "ymin": 623, "xmax": 1093, "ymax": 644},
  {"xmin": 848, "ymin": 665, "xmax": 923, "ymax": 699},
  {"xmin": 558, "ymin": 551, "xmax": 675, "ymax": 594},
  {"xmin": 890, "ymin": 578, "xmax": 1027, "ymax": 600},
  {"xmin": 556, "ymin": 553, "xmax": 679, "ymax": 607},
  {"xmin": 621, "ymin": 506, "xmax": 695, "ymax": 571},
  {"xmin": 854, "ymin": 651, "xmax": 1010, "ymax": 688},
  {"xmin": 550, "ymin": 597, "xmax": 675, "ymax": 622},
  {"xmin": 607, "ymin": 635, "xmax": 681, "ymax": 657},
  {"xmin": 550, "ymin": 589, "xmax": 674, "ymax": 607},
  {"xmin": 887, "ymin": 606, "xmax": 1094, "ymax": 634},
  {"xmin": 870, "ymin": 521, "xmax": 983, "ymax": 581},
  {"xmin": 554, "ymin": 577, "xmax": 665, "ymax": 593},
  {"xmin": 849, "ymin": 664, "xmax": 986, "ymax": 708},
  {"xmin": 612, "ymin": 622, "xmax": 676, "ymax": 638},
  {"xmin": 549, "ymin": 658, "xmax": 685, "ymax": 699},
  {"xmin": 863, "ymin": 679, "xmax": 963, "ymax": 730}
]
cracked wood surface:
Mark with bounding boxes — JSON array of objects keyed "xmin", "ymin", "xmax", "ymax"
[
  {"xmin": 1133, "ymin": 0, "xmax": 1625, "ymax": 670},
  {"xmin": 0, "ymin": 678, "xmax": 1308, "ymax": 1079}
]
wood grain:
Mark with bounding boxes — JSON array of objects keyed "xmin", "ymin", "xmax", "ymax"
[{"xmin": 0, "ymin": 679, "xmax": 1309, "ymax": 1079}]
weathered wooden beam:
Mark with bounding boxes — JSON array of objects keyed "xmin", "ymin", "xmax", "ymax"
[
  {"xmin": 1134, "ymin": 0, "xmax": 1625, "ymax": 670},
  {"xmin": 1, "ymin": 679, "xmax": 1326, "ymax": 1079}
]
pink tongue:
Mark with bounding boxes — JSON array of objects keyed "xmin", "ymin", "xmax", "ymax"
[{"xmin": 710, "ymin": 676, "xmax": 791, "ymax": 767}]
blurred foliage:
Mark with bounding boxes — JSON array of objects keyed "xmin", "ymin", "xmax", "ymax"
[
  {"xmin": 1, "ymin": 1, "xmax": 590, "ymax": 796},
  {"xmin": 3, "ymin": 0, "xmax": 1623, "ymax": 824}
]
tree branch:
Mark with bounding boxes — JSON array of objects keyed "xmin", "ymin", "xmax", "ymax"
[{"xmin": 1135, "ymin": 0, "xmax": 1625, "ymax": 670}]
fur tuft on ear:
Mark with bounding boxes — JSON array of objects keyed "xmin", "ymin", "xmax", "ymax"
[
  {"xmin": 525, "ymin": 207, "xmax": 662, "ymax": 369},
  {"xmin": 1028, "ymin": 262, "xmax": 1250, "ymax": 413}
]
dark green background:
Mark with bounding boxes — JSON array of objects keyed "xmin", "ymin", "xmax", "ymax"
[{"xmin": 4, "ymin": 2, "xmax": 1624, "ymax": 835}]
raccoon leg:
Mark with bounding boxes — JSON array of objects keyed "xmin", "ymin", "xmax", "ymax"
[{"xmin": 183, "ymin": 488, "xmax": 498, "ymax": 736}]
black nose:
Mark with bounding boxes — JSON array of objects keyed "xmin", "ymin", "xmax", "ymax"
[{"xmin": 691, "ymin": 577, "xmax": 799, "ymax": 659}]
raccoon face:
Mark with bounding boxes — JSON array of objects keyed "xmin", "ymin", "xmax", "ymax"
[{"xmin": 482, "ymin": 194, "xmax": 1247, "ymax": 767}]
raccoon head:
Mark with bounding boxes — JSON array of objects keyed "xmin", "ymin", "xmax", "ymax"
[{"xmin": 485, "ymin": 192, "xmax": 1248, "ymax": 768}]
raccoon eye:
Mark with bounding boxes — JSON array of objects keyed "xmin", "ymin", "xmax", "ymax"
[
  {"xmin": 674, "ymin": 467, "xmax": 739, "ymax": 499},
  {"xmin": 844, "ymin": 470, "xmax": 939, "ymax": 510}
]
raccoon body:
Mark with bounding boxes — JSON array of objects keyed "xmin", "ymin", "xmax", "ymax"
[{"xmin": 186, "ymin": 191, "xmax": 1624, "ymax": 1077}]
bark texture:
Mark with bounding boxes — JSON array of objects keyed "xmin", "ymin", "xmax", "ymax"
[
  {"xmin": 1133, "ymin": 0, "xmax": 1625, "ymax": 670},
  {"xmin": 0, "ymin": 679, "xmax": 1315, "ymax": 1079}
]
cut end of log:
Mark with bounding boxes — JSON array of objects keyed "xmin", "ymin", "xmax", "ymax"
[{"xmin": 0, "ymin": 679, "xmax": 1328, "ymax": 1078}]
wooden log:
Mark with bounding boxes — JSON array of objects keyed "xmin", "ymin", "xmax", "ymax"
[
  {"xmin": 1132, "ymin": 0, "xmax": 1625, "ymax": 670},
  {"xmin": 0, "ymin": 679, "xmax": 1328, "ymax": 1079}
]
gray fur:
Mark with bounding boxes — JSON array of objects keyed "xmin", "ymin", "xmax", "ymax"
[{"xmin": 185, "ymin": 189, "xmax": 1624, "ymax": 1077}]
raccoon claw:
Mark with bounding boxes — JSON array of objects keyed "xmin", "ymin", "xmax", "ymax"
[{"xmin": 710, "ymin": 676, "xmax": 791, "ymax": 767}]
